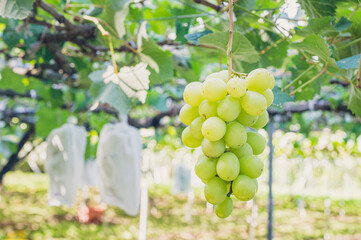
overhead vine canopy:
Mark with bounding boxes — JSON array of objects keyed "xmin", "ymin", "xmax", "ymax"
[{"xmin": 0, "ymin": 0, "xmax": 360, "ymax": 174}]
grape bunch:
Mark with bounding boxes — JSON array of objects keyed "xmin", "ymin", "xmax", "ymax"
[{"xmin": 180, "ymin": 68, "xmax": 275, "ymax": 218}]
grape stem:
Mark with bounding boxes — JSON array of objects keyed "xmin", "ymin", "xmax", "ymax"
[
  {"xmin": 227, "ymin": 181, "xmax": 233, "ymax": 197},
  {"xmin": 227, "ymin": 0, "xmax": 237, "ymax": 80}
]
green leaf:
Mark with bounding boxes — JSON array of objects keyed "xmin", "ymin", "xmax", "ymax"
[
  {"xmin": 0, "ymin": 67, "xmax": 27, "ymax": 93},
  {"xmin": 198, "ymin": 31, "xmax": 259, "ymax": 63},
  {"xmin": 236, "ymin": 0, "xmax": 256, "ymax": 11},
  {"xmin": 35, "ymin": 108, "xmax": 69, "ymax": 138},
  {"xmin": 291, "ymin": 34, "xmax": 336, "ymax": 65},
  {"xmin": 272, "ymin": 86, "xmax": 293, "ymax": 108},
  {"xmin": 185, "ymin": 30, "xmax": 212, "ymax": 44},
  {"xmin": 336, "ymin": 54, "xmax": 360, "ymax": 69},
  {"xmin": 298, "ymin": 0, "xmax": 336, "ymax": 18},
  {"xmin": 91, "ymin": 0, "xmax": 131, "ymax": 37},
  {"xmin": 140, "ymin": 38, "xmax": 173, "ymax": 84},
  {"xmin": 335, "ymin": 16, "xmax": 352, "ymax": 32},
  {"xmin": 0, "ymin": 0, "xmax": 35, "ymax": 19},
  {"xmin": 348, "ymin": 84, "xmax": 361, "ymax": 118},
  {"xmin": 297, "ymin": 16, "xmax": 338, "ymax": 37},
  {"xmin": 90, "ymin": 78, "xmax": 131, "ymax": 115},
  {"xmin": 145, "ymin": 88, "xmax": 169, "ymax": 112}
]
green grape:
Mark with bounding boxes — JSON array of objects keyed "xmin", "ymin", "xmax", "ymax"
[
  {"xmin": 195, "ymin": 155, "xmax": 218, "ymax": 182},
  {"xmin": 247, "ymin": 132, "xmax": 266, "ymax": 155},
  {"xmin": 241, "ymin": 91, "xmax": 267, "ymax": 116},
  {"xmin": 206, "ymin": 70, "xmax": 229, "ymax": 83},
  {"xmin": 237, "ymin": 109, "xmax": 259, "ymax": 126},
  {"xmin": 179, "ymin": 104, "xmax": 199, "ymax": 126},
  {"xmin": 229, "ymin": 143, "xmax": 253, "ymax": 159},
  {"xmin": 215, "ymin": 197, "xmax": 233, "ymax": 218},
  {"xmin": 201, "ymin": 138, "xmax": 226, "ymax": 158},
  {"xmin": 198, "ymin": 100, "xmax": 218, "ymax": 119},
  {"xmin": 251, "ymin": 111, "xmax": 269, "ymax": 129},
  {"xmin": 224, "ymin": 122, "xmax": 247, "ymax": 148},
  {"xmin": 261, "ymin": 88, "xmax": 274, "ymax": 107},
  {"xmin": 201, "ymin": 117, "xmax": 226, "ymax": 141},
  {"xmin": 232, "ymin": 175, "xmax": 257, "ymax": 201},
  {"xmin": 204, "ymin": 176, "xmax": 228, "ymax": 205},
  {"xmin": 216, "ymin": 152, "xmax": 240, "ymax": 181},
  {"xmin": 246, "ymin": 68, "xmax": 274, "ymax": 92},
  {"xmin": 239, "ymin": 155, "xmax": 264, "ymax": 178},
  {"xmin": 227, "ymin": 76, "xmax": 246, "ymax": 97},
  {"xmin": 181, "ymin": 127, "xmax": 202, "ymax": 148},
  {"xmin": 202, "ymin": 77, "xmax": 227, "ymax": 102},
  {"xmin": 183, "ymin": 82, "xmax": 204, "ymax": 106},
  {"xmin": 217, "ymin": 96, "xmax": 241, "ymax": 122},
  {"xmin": 190, "ymin": 117, "xmax": 205, "ymax": 139}
]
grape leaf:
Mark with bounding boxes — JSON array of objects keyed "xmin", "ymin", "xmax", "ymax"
[
  {"xmin": 140, "ymin": 38, "xmax": 173, "ymax": 84},
  {"xmin": 298, "ymin": 0, "xmax": 336, "ymax": 18},
  {"xmin": 336, "ymin": 54, "xmax": 360, "ymax": 69},
  {"xmin": 348, "ymin": 84, "xmax": 361, "ymax": 118},
  {"xmin": 89, "ymin": 71, "xmax": 131, "ymax": 115},
  {"xmin": 291, "ymin": 34, "xmax": 336, "ymax": 66},
  {"xmin": 335, "ymin": 16, "xmax": 352, "ymax": 32},
  {"xmin": 198, "ymin": 31, "xmax": 259, "ymax": 63},
  {"xmin": 185, "ymin": 30, "xmax": 212, "ymax": 44},
  {"xmin": 297, "ymin": 16, "xmax": 338, "ymax": 37},
  {"xmin": 272, "ymin": 86, "xmax": 293, "ymax": 108},
  {"xmin": 0, "ymin": 0, "xmax": 35, "ymax": 19}
]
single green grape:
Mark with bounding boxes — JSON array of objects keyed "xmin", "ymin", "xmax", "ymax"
[
  {"xmin": 227, "ymin": 76, "xmax": 246, "ymax": 98},
  {"xmin": 224, "ymin": 122, "xmax": 247, "ymax": 148},
  {"xmin": 261, "ymin": 88, "xmax": 274, "ymax": 107},
  {"xmin": 204, "ymin": 176, "xmax": 228, "ymax": 205},
  {"xmin": 217, "ymin": 96, "xmax": 241, "ymax": 122},
  {"xmin": 202, "ymin": 77, "xmax": 227, "ymax": 102},
  {"xmin": 251, "ymin": 111, "xmax": 269, "ymax": 129},
  {"xmin": 206, "ymin": 70, "xmax": 229, "ymax": 83},
  {"xmin": 247, "ymin": 132, "xmax": 266, "ymax": 155},
  {"xmin": 216, "ymin": 152, "xmax": 240, "ymax": 181},
  {"xmin": 198, "ymin": 100, "xmax": 218, "ymax": 119},
  {"xmin": 194, "ymin": 155, "xmax": 218, "ymax": 182},
  {"xmin": 183, "ymin": 82, "xmax": 204, "ymax": 106},
  {"xmin": 232, "ymin": 175, "xmax": 257, "ymax": 201},
  {"xmin": 229, "ymin": 143, "xmax": 253, "ymax": 159},
  {"xmin": 237, "ymin": 108, "xmax": 259, "ymax": 126},
  {"xmin": 239, "ymin": 155, "xmax": 264, "ymax": 178},
  {"xmin": 246, "ymin": 68, "xmax": 274, "ymax": 92},
  {"xmin": 190, "ymin": 117, "xmax": 205, "ymax": 139},
  {"xmin": 201, "ymin": 116, "xmax": 226, "ymax": 141},
  {"xmin": 179, "ymin": 104, "xmax": 199, "ymax": 126},
  {"xmin": 215, "ymin": 197, "xmax": 233, "ymax": 218},
  {"xmin": 201, "ymin": 138, "xmax": 226, "ymax": 158},
  {"xmin": 181, "ymin": 126, "xmax": 202, "ymax": 148},
  {"xmin": 241, "ymin": 91, "xmax": 267, "ymax": 116}
]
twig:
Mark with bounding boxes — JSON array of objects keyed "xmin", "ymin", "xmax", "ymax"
[
  {"xmin": 227, "ymin": 0, "xmax": 235, "ymax": 80},
  {"xmin": 193, "ymin": 0, "xmax": 222, "ymax": 12},
  {"xmin": 36, "ymin": 0, "xmax": 73, "ymax": 30},
  {"xmin": 283, "ymin": 65, "xmax": 316, "ymax": 91},
  {"xmin": 290, "ymin": 63, "xmax": 329, "ymax": 96}
]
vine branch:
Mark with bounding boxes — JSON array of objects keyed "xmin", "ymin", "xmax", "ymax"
[
  {"xmin": 290, "ymin": 63, "xmax": 329, "ymax": 96},
  {"xmin": 227, "ymin": 0, "xmax": 236, "ymax": 80}
]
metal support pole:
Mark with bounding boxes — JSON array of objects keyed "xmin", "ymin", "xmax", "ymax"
[{"xmin": 267, "ymin": 119, "xmax": 274, "ymax": 240}]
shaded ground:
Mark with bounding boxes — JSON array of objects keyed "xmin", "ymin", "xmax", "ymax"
[{"xmin": 0, "ymin": 172, "xmax": 361, "ymax": 240}]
